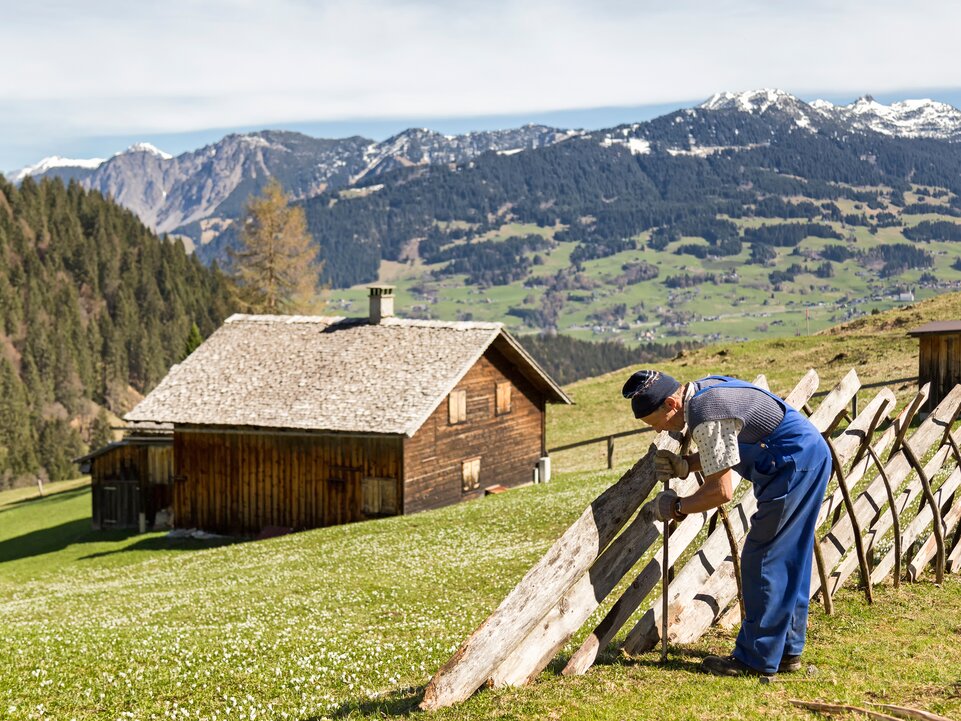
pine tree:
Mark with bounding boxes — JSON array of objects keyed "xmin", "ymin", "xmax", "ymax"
[
  {"xmin": 229, "ymin": 179, "xmax": 322, "ymax": 314},
  {"xmin": 182, "ymin": 322, "xmax": 203, "ymax": 360}
]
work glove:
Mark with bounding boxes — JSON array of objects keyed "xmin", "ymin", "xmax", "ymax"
[
  {"xmin": 651, "ymin": 489, "xmax": 682, "ymax": 523},
  {"xmin": 654, "ymin": 449, "xmax": 689, "ymax": 481}
]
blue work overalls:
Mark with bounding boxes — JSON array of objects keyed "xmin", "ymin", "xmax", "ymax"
[{"xmin": 692, "ymin": 377, "xmax": 831, "ymax": 674}]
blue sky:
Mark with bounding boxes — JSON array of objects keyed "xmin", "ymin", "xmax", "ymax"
[{"xmin": 4, "ymin": 0, "xmax": 961, "ymax": 171}]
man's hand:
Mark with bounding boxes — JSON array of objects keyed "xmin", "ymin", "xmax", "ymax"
[
  {"xmin": 655, "ymin": 449, "xmax": 689, "ymax": 481},
  {"xmin": 651, "ymin": 489, "xmax": 683, "ymax": 522}
]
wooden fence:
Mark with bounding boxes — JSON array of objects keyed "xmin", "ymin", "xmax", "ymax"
[{"xmin": 422, "ymin": 369, "xmax": 961, "ymax": 709}]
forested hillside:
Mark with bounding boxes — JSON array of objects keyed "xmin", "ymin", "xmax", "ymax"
[{"xmin": 0, "ymin": 177, "xmax": 234, "ymax": 486}]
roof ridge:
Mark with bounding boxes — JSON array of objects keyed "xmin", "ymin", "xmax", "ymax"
[
  {"xmin": 225, "ymin": 313, "xmax": 503, "ymax": 331},
  {"xmin": 226, "ymin": 314, "xmax": 345, "ymax": 324}
]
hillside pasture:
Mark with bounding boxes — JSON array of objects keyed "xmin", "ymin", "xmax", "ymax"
[{"xmin": 1, "ymin": 469, "xmax": 960, "ymax": 721}]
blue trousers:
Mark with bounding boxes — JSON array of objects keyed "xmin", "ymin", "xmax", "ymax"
[{"xmin": 731, "ymin": 412, "xmax": 831, "ymax": 674}]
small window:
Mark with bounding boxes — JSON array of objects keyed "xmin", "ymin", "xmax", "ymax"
[
  {"xmin": 495, "ymin": 381, "xmax": 512, "ymax": 415},
  {"xmin": 462, "ymin": 457, "xmax": 481, "ymax": 493},
  {"xmin": 449, "ymin": 389, "xmax": 467, "ymax": 424},
  {"xmin": 362, "ymin": 477, "xmax": 398, "ymax": 516}
]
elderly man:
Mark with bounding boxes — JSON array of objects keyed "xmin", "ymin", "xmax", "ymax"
[{"xmin": 623, "ymin": 369, "xmax": 831, "ymax": 678}]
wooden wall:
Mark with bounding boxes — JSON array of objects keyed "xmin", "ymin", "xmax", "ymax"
[
  {"xmin": 90, "ymin": 443, "xmax": 173, "ymax": 530},
  {"xmin": 172, "ymin": 430, "xmax": 403, "ymax": 534},
  {"xmin": 403, "ymin": 346, "xmax": 545, "ymax": 515},
  {"xmin": 918, "ymin": 333, "xmax": 961, "ymax": 412}
]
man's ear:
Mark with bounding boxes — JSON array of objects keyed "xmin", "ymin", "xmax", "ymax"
[{"xmin": 664, "ymin": 394, "xmax": 681, "ymax": 413}]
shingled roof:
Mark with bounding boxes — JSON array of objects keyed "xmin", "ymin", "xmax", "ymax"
[{"xmin": 125, "ymin": 314, "xmax": 571, "ymax": 436}]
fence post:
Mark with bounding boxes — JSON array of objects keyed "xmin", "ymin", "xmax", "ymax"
[{"xmin": 607, "ymin": 436, "xmax": 614, "ymax": 469}]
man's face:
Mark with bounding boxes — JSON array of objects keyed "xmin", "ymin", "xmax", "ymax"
[{"xmin": 639, "ymin": 395, "xmax": 685, "ymax": 433}]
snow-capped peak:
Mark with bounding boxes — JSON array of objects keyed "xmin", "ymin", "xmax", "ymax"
[
  {"xmin": 9, "ymin": 155, "xmax": 105, "ymax": 182},
  {"xmin": 812, "ymin": 95, "xmax": 961, "ymax": 140},
  {"xmin": 849, "ymin": 95, "xmax": 889, "ymax": 116},
  {"xmin": 120, "ymin": 142, "xmax": 172, "ymax": 160},
  {"xmin": 700, "ymin": 88, "xmax": 798, "ymax": 114}
]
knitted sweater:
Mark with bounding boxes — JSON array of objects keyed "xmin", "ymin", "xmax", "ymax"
[{"xmin": 688, "ymin": 378, "xmax": 784, "ymax": 444}]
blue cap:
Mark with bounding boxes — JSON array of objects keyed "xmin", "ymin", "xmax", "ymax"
[{"xmin": 622, "ymin": 370, "xmax": 680, "ymax": 419}]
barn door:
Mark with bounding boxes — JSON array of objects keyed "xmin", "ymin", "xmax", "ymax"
[
  {"xmin": 98, "ymin": 478, "xmax": 139, "ymax": 528},
  {"xmin": 326, "ymin": 478, "xmax": 349, "ymax": 526}
]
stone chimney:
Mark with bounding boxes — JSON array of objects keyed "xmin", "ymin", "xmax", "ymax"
[{"xmin": 368, "ymin": 285, "xmax": 395, "ymax": 324}]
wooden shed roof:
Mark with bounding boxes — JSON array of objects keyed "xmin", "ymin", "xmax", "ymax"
[
  {"xmin": 125, "ymin": 314, "xmax": 571, "ymax": 436},
  {"xmin": 908, "ymin": 320, "xmax": 961, "ymax": 336}
]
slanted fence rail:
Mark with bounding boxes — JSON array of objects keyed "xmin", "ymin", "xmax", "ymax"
[{"xmin": 422, "ymin": 369, "xmax": 960, "ymax": 710}]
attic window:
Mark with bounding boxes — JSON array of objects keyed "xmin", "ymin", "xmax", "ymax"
[
  {"xmin": 495, "ymin": 381, "xmax": 512, "ymax": 415},
  {"xmin": 449, "ymin": 389, "xmax": 467, "ymax": 424},
  {"xmin": 462, "ymin": 457, "xmax": 481, "ymax": 493}
]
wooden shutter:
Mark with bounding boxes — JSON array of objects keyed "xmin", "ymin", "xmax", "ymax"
[
  {"xmin": 462, "ymin": 458, "xmax": 481, "ymax": 492},
  {"xmin": 379, "ymin": 478, "xmax": 398, "ymax": 515},
  {"xmin": 495, "ymin": 381, "xmax": 512, "ymax": 415},
  {"xmin": 362, "ymin": 477, "xmax": 399, "ymax": 516},
  {"xmin": 449, "ymin": 389, "xmax": 467, "ymax": 424}
]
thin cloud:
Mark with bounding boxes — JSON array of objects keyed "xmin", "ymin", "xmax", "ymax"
[{"xmin": 2, "ymin": 0, "xmax": 961, "ymax": 167}]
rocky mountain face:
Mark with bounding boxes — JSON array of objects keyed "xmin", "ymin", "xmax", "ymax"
[
  {"xmin": 12, "ymin": 90, "xmax": 961, "ymax": 249},
  {"xmin": 13, "ymin": 125, "xmax": 572, "ymax": 240}
]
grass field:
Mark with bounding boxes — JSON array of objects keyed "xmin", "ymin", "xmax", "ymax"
[{"xmin": 4, "ymin": 296, "xmax": 961, "ymax": 720}]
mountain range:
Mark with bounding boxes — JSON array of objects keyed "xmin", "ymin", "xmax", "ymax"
[{"xmin": 10, "ymin": 90, "xmax": 961, "ymax": 255}]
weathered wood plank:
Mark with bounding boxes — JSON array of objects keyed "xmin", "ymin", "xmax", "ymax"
[
  {"xmin": 490, "ymin": 472, "xmax": 703, "ymax": 687},
  {"xmin": 420, "ymin": 433, "xmax": 679, "ymax": 710},
  {"xmin": 562, "ymin": 481, "xmax": 742, "ymax": 675},
  {"xmin": 947, "ymin": 526, "xmax": 961, "ymax": 574},
  {"xmin": 814, "ymin": 401, "xmax": 932, "ymax": 595},
  {"xmin": 842, "ymin": 445, "xmax": 949, "ymax": 587},
  {"xmin": 904, "ymin": 464, "xmax": 961, "ymax": 582},
  {"xmin": 811, "ymin": 384, "xmax": 961, "ymax": 597}
]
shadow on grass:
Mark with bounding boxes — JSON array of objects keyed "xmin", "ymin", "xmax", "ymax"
[
  {"xmin": 321, "ymin": 685, "xmax": 426, "ymax": 719},
  {"xmin": 0, "ymin": 487, "xmax": 243, "ymax": 564},
  {"xmin": 546, "ymin": 645, "xmax": 712, "ymax": 677},
  {"xmin": 621, "ymin": 645, "xmax": 713, "ymax": 675},
  {"xmin": 0, "ymin": 516, "xmax": 94, "ymax": 564},
  {"xmin": 79, "ymin": 534, "xmax": 243, "ymax": 560}
]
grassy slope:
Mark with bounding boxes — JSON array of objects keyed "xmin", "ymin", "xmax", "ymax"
[{"xmin": 4, "ymin": 294, "xmax": 961, "ymax": 720}]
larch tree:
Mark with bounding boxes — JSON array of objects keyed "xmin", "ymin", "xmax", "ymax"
[{"xmin": 229, "ymin": 179, "xmax": 323, "ymax": 314}]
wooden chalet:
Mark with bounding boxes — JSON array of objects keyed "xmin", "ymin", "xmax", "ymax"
[
  {"xmin": 123, "ymin": 287, "xmax": 571, "ymax": 534},
  {"xmin": 909, "ymin": 320, "xmax": 961, "ymax": 411}
]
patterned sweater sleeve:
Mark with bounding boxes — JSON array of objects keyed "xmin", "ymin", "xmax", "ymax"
[{"xmin": 691, "ymin": 418, "xmax": 742, "ymax": 477}]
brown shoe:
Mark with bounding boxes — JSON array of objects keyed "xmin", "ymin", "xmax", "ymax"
[
  {"xmin": 778, "ymin": 654, "xmax": 802, "ymax": 673},
  {"xmin": 701, "ymin": 654, "xmax": 773, "ymax": 678}
]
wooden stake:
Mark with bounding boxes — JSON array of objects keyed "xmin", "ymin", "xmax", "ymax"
[
  {"xmin": 790, "ymin": 699, "xmax": 902, "ymax": 721},
  {"xmin": 826, "ymin": 437, "xmax": 873, "ymax": 604},
  {"xmin": 661, "ymin": 479, "xmax": 669, "ymax": 664},
  {"xmin": 870, "ymin": 703, "xmax": 956, "ymax": 721},
  {"xmin": 900, "ymin": 440, "xmax": 947, "ymax": 584}
]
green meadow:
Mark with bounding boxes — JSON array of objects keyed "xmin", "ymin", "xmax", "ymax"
[{"xmin": 3, "ymin": 295, "xmax": 961, "ymax": 720}]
